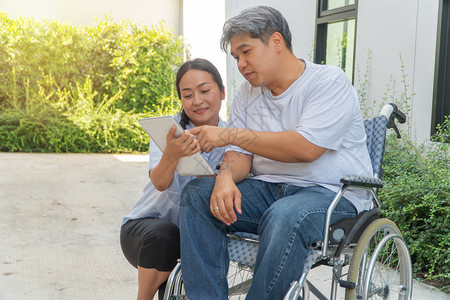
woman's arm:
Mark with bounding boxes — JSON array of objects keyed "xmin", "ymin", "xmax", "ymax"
[
  {"xmin": 150, "ymin": 125, "xmax": 200, "ymax": 191},
  {"xmin": 149, "ymin": 152, "xmax": 179, "ymax": 191}
]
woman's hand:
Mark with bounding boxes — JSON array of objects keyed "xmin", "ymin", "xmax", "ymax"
[
  {"xmin": 150, "ymin": 125, "xmax": 200, "ymax": 191},
  {"xmin": 164, "ymin": 125, "xmax": 200, "ymax": 160}
]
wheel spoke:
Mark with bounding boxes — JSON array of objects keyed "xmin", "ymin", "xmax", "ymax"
[{"xmin": 345, "ymin": 219, "xmax": 412, "ymax": 300}]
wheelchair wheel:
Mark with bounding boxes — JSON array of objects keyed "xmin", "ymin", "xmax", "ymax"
[
  {"xmin": 228, "ymin": 262, "xmax": 253, "ymax": 299},
  {"xmin": 164, "ymin": 261, "xmax": 254, "ymax": 299},
  {"xmin": 163, "ymin": 262, "xmax": 188, "ymax": 300},
  {"xmin": 345, "ymin": 218, "xmax": 412, "ymax": 300},
  {"xmin": 229, "ymin": 261, "xmax": 310, "ymax": 300}
]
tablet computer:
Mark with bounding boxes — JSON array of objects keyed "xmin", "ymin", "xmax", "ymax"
[{"xmin": 138, "ymin": 116, "xmax": 215, "ymax": 176}]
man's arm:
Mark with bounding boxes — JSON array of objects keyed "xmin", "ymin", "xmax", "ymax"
[
  {"xmin": 230, "ymin": 129, "xmax": 326, "ymax": 162},
  {"xmin": 210, "ymin": 150, "xmax": 252, "ymax": 225},
  {"xmin": 190, "ymin": 126, "xmax": 327, "ymax": 163}
]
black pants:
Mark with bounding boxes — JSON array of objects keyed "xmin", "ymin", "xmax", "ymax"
[{"xmin": 120, "ymin": 218, "xmax": 180, "ymax": 300}]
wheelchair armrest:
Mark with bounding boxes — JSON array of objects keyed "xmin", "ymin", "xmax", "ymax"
[
  {"xmin": 340, "ymin": 175, "xmax": 383, "ymax": 189},
  {"xmin": 322, "ymin": 176, "xmax": 382, "ymax": 256}
]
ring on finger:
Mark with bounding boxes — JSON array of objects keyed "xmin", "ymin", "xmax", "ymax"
[{"xmin": 213, "ymin": 207, "xmax": 219, "ymax": 211}]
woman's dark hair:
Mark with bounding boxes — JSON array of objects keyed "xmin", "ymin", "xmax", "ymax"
[{"xmin": 175, "ymin": 58, "xmax": 224, "ymax": 129}]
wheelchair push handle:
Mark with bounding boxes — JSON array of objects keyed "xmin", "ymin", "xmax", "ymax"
[{"xmin": 379, "ymin": 103, "xmax": 406, "ymax": 138}]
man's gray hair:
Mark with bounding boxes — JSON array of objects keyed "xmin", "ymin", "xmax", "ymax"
[{"xmin": 220, "ymin": 6, "xmax": 293, "ymax": 53}]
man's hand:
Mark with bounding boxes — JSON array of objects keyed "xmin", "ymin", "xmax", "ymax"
[
  {"xmin": 188, "ymin": 126, "xmax": 229, "ymax": 153},
  {"xmin": 210, "ymin": 172, "xmax": 242, "ymax": 226}
]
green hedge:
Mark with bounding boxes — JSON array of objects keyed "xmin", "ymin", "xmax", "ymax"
[
  {"xmin": 380, "ymin": 119, "xmax": 450, "ymax": 292},
  {"xmin": 356, "ymin": 52, "xmax": 449, "ymax": 292},
  {"xmin": 0, "ymin": 13, "xmax": 185, "ymax": 152}
]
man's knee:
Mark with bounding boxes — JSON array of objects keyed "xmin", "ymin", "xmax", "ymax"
[
  {"xmin": 260, "ymin": 199, "xmax": 326, "ymax": 242},
  {"xmin": 180, "ymin": 177, "xmax": 215, "ymax": 208}
]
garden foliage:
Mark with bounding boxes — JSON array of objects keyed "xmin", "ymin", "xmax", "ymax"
[
  {"xmin": 381, "ymin": 127, "xmax": 449, "ymax": 291},
  {"xmin": 357, "ymin": 53, "xmax": 450, "ymax": 291},
  {"xmin": 0, "ymin": 13, "xmax": 184, "ymax": 152}
]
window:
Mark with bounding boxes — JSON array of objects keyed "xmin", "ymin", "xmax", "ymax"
[
  {"xmin": 433, "ymin": 0, "xmax": 450, "ymax": 137},
  {"xmin": 315, "ymin": 0, "xmax": 357, "ymax": 81}
]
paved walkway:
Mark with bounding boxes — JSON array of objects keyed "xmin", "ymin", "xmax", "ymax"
[{"xmin": 0, "ymin": 153, "xmax": 448, "ymax": 300}]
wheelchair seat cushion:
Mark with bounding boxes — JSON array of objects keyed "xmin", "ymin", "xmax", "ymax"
[{"xmin": 228, "ymin": 232, "xmax": 260, "ymax": 266}]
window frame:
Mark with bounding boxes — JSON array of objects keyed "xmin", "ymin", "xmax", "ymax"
[
  {"xmin": 432, "ymin": 0, "xmax": 450, "ymax": 138},
  {"xmin": 315, "ymin": 0, "xmax": 358, "ymax": 82}
]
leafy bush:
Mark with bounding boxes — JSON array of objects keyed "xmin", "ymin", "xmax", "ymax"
[
  {"xmin": 0, "ymin": 12, "xmax": 185, "ymax": 152},
  {"xmin": 356, "ymin": 52, "xmax": 450, "ymax": 291},
  {"xmin": 0, "ymin": 75, "xmax": 180, "ymax": 153},
  {"xmin": 380, "ymin": 130, "xmax": 450, "ymax": 291},
  {"xmin": 108, "ymin": 22, "xmax": 186, "ymax": 112},
  {"xmin": 0, "ymin": 91, "xmax": 92, "ymax": 152}
]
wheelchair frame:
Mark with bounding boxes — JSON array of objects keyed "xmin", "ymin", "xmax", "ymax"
[{"xmin": 164, "ymin": 104, "xmax": 413, "ymax": 300}]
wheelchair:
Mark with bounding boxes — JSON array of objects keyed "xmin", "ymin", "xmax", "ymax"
[{"xmin": 164, "ymin": 103, "xmax": 413, "ymax": 300}]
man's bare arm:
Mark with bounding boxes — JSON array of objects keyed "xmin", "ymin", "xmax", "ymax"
[
  {"xmin": 210, "ymin": 150, "xmax": 252, "ymax": 225},
  {"xmin": 231, "ymin": 129, "xmax": 326, "ymax": 162},
  {"xmin": 218, "ymin": 150, "xmax": 252, "ymax": 183},
  {"xmin": 190, "ymin": 126, "xmax": 327, "ymax": 163}
]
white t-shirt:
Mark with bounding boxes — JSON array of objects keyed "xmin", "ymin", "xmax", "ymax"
[
  {"xmin": 123, "ymin": 114, "xmax": 227, "ymax": 226},
  {"xmin": 226, "ymin": 60, "xmax": 373, "ymax": 212}
]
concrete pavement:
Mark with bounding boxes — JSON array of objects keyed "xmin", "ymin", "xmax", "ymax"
[{"xmin": 0, "ymin": 153, "xmax": 448, "ymax": 300}]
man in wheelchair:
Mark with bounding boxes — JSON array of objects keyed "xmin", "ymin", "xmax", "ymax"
[{"xmin": 179, "ymin": 6, "xmax": 375, "ymax": 299}]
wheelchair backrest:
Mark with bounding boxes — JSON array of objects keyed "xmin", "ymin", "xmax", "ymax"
[{"xmin": 364, "ymin": 115, "xmax": 388, "ymax": 178}]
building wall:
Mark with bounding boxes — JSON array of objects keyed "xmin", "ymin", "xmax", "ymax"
[
  {"xmin": 354, "ymin": 0, "xmax": 440, "ymax": 143},
  {"xmin": 182, "ymin": 0, "xmax": 227, "ymax": 118}
]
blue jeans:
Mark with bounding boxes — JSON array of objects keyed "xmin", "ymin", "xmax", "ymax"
[{"xmin": 179, "ymin": 177, "xmax": 357, "ymax": 300}]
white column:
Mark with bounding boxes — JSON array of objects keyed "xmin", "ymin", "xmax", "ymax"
[{"xmin": 182, "ymin": 0, "xmax": 228, "ymax": 119}]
